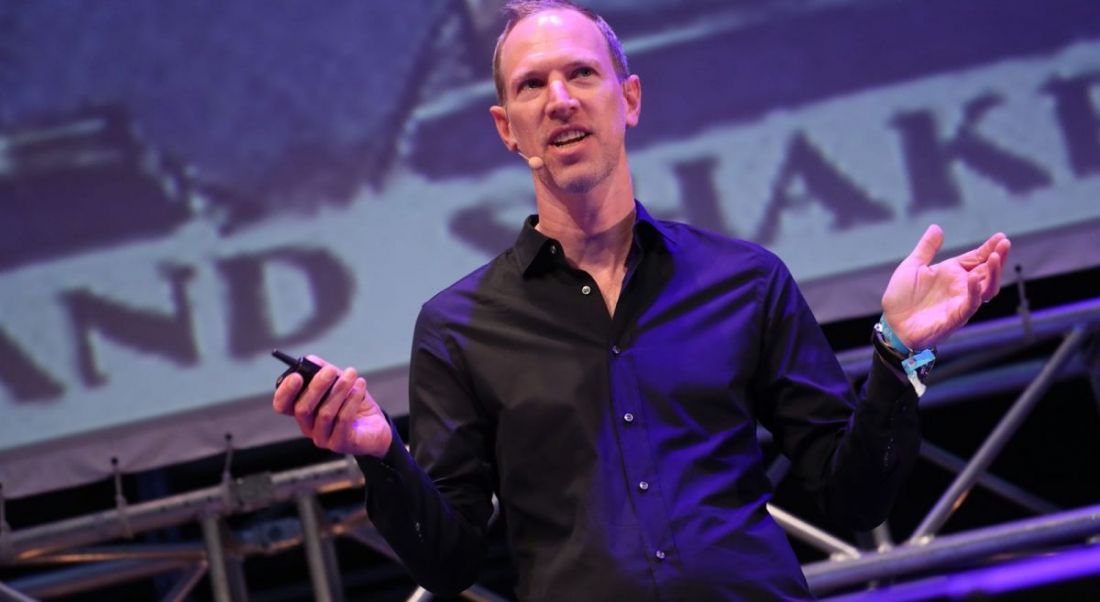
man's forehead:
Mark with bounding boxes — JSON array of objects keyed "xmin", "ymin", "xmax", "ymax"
[{"xmin": 499, "ymin": 8, "xmax": 609, "ymax": 76}]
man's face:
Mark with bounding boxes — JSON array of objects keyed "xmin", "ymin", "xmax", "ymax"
[{"xmin": 490, "ymin": 9, "xmax": 640, "ymax": 195}]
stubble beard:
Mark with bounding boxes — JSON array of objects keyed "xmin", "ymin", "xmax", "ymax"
[{"xmin": 550, "ymin": 147, "xmax": 620, "ymax": 196}]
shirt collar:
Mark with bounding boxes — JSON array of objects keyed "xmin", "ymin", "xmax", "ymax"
[{"xmin": 513, "ymin": 200, "xmax": 677, "ymax": 277}]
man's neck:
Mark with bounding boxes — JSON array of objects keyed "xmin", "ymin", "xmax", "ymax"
[
  {"xmin": 536, "ymin": 190, "xmax": 635, "ymax": 317},
  {"xmin": 533, "ymin": 158, "xmax": 637, "ymax": 272},
  {"xmin": 534, "ymin": 190, "xmax": 635, "ymax": 274}
]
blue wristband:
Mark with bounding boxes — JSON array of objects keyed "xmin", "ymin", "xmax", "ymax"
[
  {"xmin": 875, "ymin": 315, "xmax": 911, "ymax": 356},
  {"xmin": 876, "ymin": 315, "xmax": 936, "ymax": 396}
]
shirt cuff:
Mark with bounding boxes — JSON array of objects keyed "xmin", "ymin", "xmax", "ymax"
[
  {"xmin": 355, "ymin": 413, "xmax": 413, "ymax": 486},
  {"xmin": 869, "ymin": 348, "xmax": 915, "ymax": 398},
  {"xmin": 863, "ymin": 352, "xmax": 920, "ymax": 438}
]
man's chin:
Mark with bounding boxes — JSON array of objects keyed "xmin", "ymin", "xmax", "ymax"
[
  {"xmin": 548, "ymin": 165, "xmax": 607, "ymax": 195},
  {"xmin": 559, "ymin": 177, "xmax": 598, "ymax": 195}
]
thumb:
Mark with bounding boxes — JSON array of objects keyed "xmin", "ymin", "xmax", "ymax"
[{"xmin": 906, "ymin": 224, "xmax": 944, "ymax": 267}]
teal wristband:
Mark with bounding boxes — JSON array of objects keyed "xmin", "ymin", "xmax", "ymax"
[
  {"xmin": 875, "ymin": 315, "xmax": 911, "ymax": 355},
  {"xmin": 875, "ymin": 315, "xmax": 936, "ymax": 396}
]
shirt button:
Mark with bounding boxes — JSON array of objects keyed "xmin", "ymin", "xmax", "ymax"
[
  {"xmin": 655, "ymin": 550, "xmax": 666, "ymax": 560},
  {"xmin": 611, "ymin": 345, "xmax": 621, "ymax": 355},
  {"xmin": 549, "ymin": 244, "xmax": 558, "ymax": 254},
  {"xmin": 581, "ymin": 285, "xmax": 592, "ymax": 295},
  {"xmin": 638, "ymin": 481, "xmax": 649, "ymax": 491},
  {"xmin": 623, "ymin": 412, "xmax": 634, "ymax": 423}
]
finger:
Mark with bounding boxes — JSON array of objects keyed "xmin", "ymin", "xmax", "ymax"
[
  {"xmin": 975, "ymin": 232, "xmax": 1004, "ymax": 258},
  {"xmin": 329, "ymin": 377, "xmax": 369, "ymax": 453},
  {"xmin": 283, "ymin": 354, "xmax": 328, "ymax": 435},
  {"xmin": 906, "ymin": 224, "xmax": 944, "ymax": 267},
  {"xmin": 966, "ymin": 270, "xmax": 984, "ymax": 316},
  {"xmin": 995, "ymin": 237, "xmax": 1011, "ymax": 270},
  {"xmin": 959, "ymin": 232, "xmax": 1007, "ymax": 269},
  {"xmin": 314, "ymin": 394, "xmax": 348, "ymax": 449},
  {"xmin": 293, "ymin": 364, "xmax": 340, "ymax": 435},
  {"xmin": 273, "ymin": 372, "xmax": 303, "ymax": 416},
  {"xmin": 982, "ymin": 251, "xmax": 1003, "ymax": 302},
  {"xmin": 313, "ymin": 367, "xmax": 358, "ymax": 447}
]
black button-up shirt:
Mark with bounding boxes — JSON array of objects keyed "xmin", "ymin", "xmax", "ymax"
[{"xmin": 359, "ymin": 201, "xmax": 919, "ymax": 601}]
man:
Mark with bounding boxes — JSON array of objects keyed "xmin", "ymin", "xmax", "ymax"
[{"xmin": 272, "ymin": 1, "xmax": 1011, "ymax": 600}]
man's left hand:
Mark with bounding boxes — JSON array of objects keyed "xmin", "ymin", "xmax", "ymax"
[{"xmin": 882, "ymin": 225, "xmax": 1011, "ymax": 351}]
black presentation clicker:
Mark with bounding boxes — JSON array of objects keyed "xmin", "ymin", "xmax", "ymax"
[{"xmin": 272, "ymin": 349, "xmax": 322, "ymax": 391}]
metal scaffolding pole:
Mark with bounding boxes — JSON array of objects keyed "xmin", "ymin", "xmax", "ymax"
[
  {"xmin": 768, "ymin": 504, "xmax": 860, "ymax": 559},
  {"xmin": 8, "ymin": 558, "xmax": 193, "ymax": 599},
  {"xmin": 401, "ymin": 584, "xmax": 511, "ymax": 602},
  {"xmin": 5, "ymin": 457, "xmax": 362, "ymax": 561},
  {"xmin": 0, "ymin": 580, "xmax": 39, "ymax": 602},
  {"xmin": 869, "ymin": 524, "xmax": 893, "ymax": 552},
  {"xmin": 804, "ymin": 503, "xmax": 1100, "ymax": 594},
  {"xmin": 201, "ymin": 516, "xmax": 248, "ymax": 602},
  {"xmin": 297, "ymin": 494, "xmax": 344, "ymax": 602},
  {"xmin": 819, "ymin": 543, "xmax": 1100, "ymax": 602},
  {"xmin": 16, "ymin": 544, "xmax": 205, "ymax": 566},
  {"xmin": 909, "ymin": 326, "xmax": 1089, "ymax": 543},
  {"xmin": 462, "ymin": 584, "xmax": 512, "ymax": 602},
  {"xmin": 918, "ymin": 440, "xmax": 1061, "ymax": 515},
  {"xmin": 161, "ymin": 563, "xmax": 208, "ymax": 602}
]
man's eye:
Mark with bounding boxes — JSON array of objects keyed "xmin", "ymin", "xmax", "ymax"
[
  {"xmin": 574, "ymin": 67, "xmax": 595, "ymax": 78},
  {"xmin": 519, "ymin": 79, "xmax": 543, "ymax": 91}
]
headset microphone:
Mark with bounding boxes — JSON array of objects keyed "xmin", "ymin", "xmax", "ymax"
[{"xmin": 516, "ymin": 151, "xmax": 545, "ymax": 171}]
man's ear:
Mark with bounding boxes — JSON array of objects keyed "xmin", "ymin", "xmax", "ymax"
[
  {"xmin": 622, "ymin": 74, "xmax": 641, "ymax": 128},
  {"xmin": 489, "ymin": 105, "xmax": 517, "ymax": 151}
]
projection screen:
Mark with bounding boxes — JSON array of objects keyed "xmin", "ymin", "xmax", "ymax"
[{"xmin": 1, "ymin": 0, "xmax": 1098, "ymax": 497}]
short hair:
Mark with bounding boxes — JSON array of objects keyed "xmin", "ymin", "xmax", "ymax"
[{"xmin": 491, "ymin": 0, "xmax": 630, "ymax": 104}]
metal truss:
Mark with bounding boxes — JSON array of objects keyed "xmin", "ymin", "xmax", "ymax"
[
  {"xmin": 1, "ymin": 297, "xmax": 1098, "ymax": 601},
  {"xmin": 779, "ymin": 297, "xmax": 1100, "ymax": 599}
]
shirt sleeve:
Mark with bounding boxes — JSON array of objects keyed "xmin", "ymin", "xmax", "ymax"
[
  {"xmin": 355, "ymin": 304, "xmax": 496, "ymax": 594},
  {"xmin": 752, "ymin": 253, "xmax": 920, "ymax": 531}
]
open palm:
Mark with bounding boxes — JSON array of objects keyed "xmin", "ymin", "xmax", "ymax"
[{"xmin": 882, "ymin": 225, "xmax": 1011, "ymax": 351}]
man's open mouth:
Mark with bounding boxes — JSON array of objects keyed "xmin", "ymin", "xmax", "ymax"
[{"xmin": 551, "ymin": 130, "xmax": 590, "ymax": 147}]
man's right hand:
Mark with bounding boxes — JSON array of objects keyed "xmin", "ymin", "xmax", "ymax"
[{"xmin": 272, "ymin": 355, "xmax": 393, "ymax": 458}]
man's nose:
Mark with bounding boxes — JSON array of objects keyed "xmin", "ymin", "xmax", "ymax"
[{"xmin": 546, "ymin": 79, "xmax": 579, "ymax": 118}]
